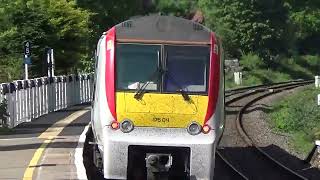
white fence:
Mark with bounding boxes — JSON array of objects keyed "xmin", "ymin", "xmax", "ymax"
[{"xmin": 0, "ymin": 74, "xmax": 93, "ymax": 128}]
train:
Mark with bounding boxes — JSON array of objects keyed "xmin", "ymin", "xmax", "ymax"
[{"xmin": 91, "ymin": 15, "xmax": 225, "ymax": 180}]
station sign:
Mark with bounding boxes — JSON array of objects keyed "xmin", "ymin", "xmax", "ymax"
[
  {"xmin": 23, "ymin": 41, "xmax": 32, "ymax": 65},
  {"xmin": 24, "ymin": 41, "xmax": 31, "ymax": 57}
]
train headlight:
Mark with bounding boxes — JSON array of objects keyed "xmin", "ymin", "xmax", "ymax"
[
  {"xmin": 202, "ymin": 124, "xmax": 211, "ymax": 134},
  {"xmin": 120, "ymin": 119, "xmax": 134, "ymax": 133},
  {"xmin": 111, "ymin": 121, "xmax": 119, "ymax": 130},
  {"xmin": 187, "ymin": 121, "xmax": 202, "ymax": 135}
]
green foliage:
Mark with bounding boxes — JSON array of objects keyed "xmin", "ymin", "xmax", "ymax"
[
  {"xmin": 0, "ymin": 99, "xmax": 9, "ymax": 128},
  {"xmin": 225, "ymin": 54, "xmax": 320, "ymax": 89},
  {"xmin": 0, "ymin": 0, "xmax": 92, "ymax": 82},
  {"xmin": 0, "ymin": 55, "xmax": 23, "ymax": 82},
  {"xmin": 240, "ymin": 53, "xmax": 266, "ymax": 70},
  {"xmin": 285, "ymin": 0, "xmax": 320, "ymax": 54},
  {"xmin": 198, "ymin": 0, "xmax": 320, "ymax": 58},
  {"xmin": 76, "ymin": 0, "xmax": 145, "ymax": 53},
  {"xmin": 153, "ymin": 0, "xmax": 198, "ymax": 17},
  {"xmin": 199, "ymin": 0, "xmax": 289, "ymax": 59},
  {"xmin": 0, "ymin": 0, "xmax": 319, "ymax": 83},
  {"xmin": 269, "ymin": 87, "xmax": 320, "ymax": 154}
]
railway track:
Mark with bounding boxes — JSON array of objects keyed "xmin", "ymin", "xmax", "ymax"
[
  {"xmin": 215, "ymin": 150, "xmax": 249, "ymax": 180},
  {"xmin": 83, "ymin": 80, "xmax": 313, "ymax": 180},
  {"xmin": 216, "ymin": 80, "xmax": 313, "ymax": 180},
  {"xmin": 224, "ymin": 79, "xmax": 308, "ymax": 97}
]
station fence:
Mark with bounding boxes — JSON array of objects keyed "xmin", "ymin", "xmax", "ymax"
[{"xmin": 0, "ymin": 74, "xmax": 93, "ymax": 128}]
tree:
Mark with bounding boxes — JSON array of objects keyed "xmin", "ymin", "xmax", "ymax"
[
  {"xmin": 0, "ymin": 0, "xmax": 92, "ymax": 81},
  {"xmin": 153, "ymin": 0, "xmax": 198, "ymax": 17},
  {"xmin": 199, "ymin": 0, "xmax": 289, "ymax": 59},
  {"xmin": 285, "ymin": 0, "xmax": 320, "ymax": 54},
  {"xmin": 76, "ymin": 0, "xmax": 145, "ymax": 55}
]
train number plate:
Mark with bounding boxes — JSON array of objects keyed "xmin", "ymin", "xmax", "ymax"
[{"xmin": 152, "ymin": 117, "xmax": 170, "ymax": 123}]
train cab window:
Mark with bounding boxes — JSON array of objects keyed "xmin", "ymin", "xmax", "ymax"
[
  {"xmin": 116, "ymin": 44, "xmax": 161, "ymax": 91},
  {"xmin": 163, "ymin": 45, "xmax": 210, "ymax": 94}
]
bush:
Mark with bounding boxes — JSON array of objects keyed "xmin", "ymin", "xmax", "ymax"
[
  {"xmin": 225, "ymin": 54, "xmax": 320, "ymax": 89},
  {"xmin": 240, "ymin": 53, "xmax": 266, "ymax": 70},
  {"xmin": 0, "ymin": 99, "xmax": 9, "ymax": 128},
  {"xmin": 269, "ymin": 87, "xmax": 320, "ymax": 154}
]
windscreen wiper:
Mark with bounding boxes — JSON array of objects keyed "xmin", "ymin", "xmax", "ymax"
[
  {"xmin": 134, "ymin": 68, "xmax": 161, "ymax": 100},
  {"xmin": 165, "ymin": 72, "xmax": 191, "ymax": 102},
  {"xmin": 134, "ymin": 51, "xmax": 161, "ymax": 100},
  {"xmin": 163, "ymin": 52, "xmax": 190, "ymax": 101}
]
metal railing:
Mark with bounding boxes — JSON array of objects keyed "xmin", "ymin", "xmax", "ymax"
[{"xmin": 0, "ymin": 74, "xmax": 93, "ymax": 128}]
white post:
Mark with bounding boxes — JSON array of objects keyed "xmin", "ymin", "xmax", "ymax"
[
  {"xmin": 24, "ymin": 55, "xmax": 28, "ymax": 80},
  {"xmin": 51, "ymin": 49, "xmax": 55, "ymax": 77},
  {"xmin": 234, "ymin": 72, "xmax": 242, "ymax": 85},
  {"xmin": 317, "ymin": 94, "xmax": 320, "ymax": 106},
  {"xmin": 47, "ymin": 51, "xmax": 51, "ymax": 77},
  {"xmin": 315, "ymin": 76, "xmax": 320, "ymax": 88},
  {"xmin": 316, "ymin": 140, "xmax": 320, "ymax": 154}
]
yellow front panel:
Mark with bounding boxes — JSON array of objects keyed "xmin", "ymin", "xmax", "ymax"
[{"xmin": 116, "ymin": 92, "xmax": 208, "ymax": 128}]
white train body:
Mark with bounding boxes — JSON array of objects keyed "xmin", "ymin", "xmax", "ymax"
[{"xmin": 91, "ymin": 15, "xmax": 225, "ymax": 180}]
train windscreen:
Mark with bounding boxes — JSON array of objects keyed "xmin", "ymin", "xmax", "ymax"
[
  {"xmin": 116, "ymin": 44, "xmax": 209, "ymax": 94},
  {"xmin": 163, "ymin": 45, "xmax": 210, "ymax": 94},
  {"xmin": 116, "ymin": 44, "xmax": 160, "ymax": 91}
]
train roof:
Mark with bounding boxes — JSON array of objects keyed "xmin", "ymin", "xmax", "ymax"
[{"xmin": 115, "ymin": 15, "xmax": 211, "ymax": 45}]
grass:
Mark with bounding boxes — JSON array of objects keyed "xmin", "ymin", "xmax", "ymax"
[
  {"xmin": 0, "ymin": 126, "xmax": 14, "ymax": 135},
  {"xmin": 268, "ymin": 86, "xmax": 320, "ymax": 154},
  {"xmin": 225, "ymin": 54, "xmax": 320, "ymax": 89}
]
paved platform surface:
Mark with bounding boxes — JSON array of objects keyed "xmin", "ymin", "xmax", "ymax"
[{"xmin": 0, "ymin": 105, "xmax": 90, "ymax": 180}]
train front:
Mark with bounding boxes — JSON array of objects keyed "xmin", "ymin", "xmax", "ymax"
[{"xmin": 93, "ymin": 15, "xmax": 224, "ymax": 180}]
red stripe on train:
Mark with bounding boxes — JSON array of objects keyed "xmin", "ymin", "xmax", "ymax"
[
  {"xmin": 204, "ymin": 33, "xmax": 220, "ymax": 124},
  {"xmin": 105, "ymin": 27, "xmax": 117, "ymax": 120}
]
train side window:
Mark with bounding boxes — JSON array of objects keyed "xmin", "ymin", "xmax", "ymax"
[{"xmin": 116, "ymin": 44, "xmax": 161, "ymax": 91}]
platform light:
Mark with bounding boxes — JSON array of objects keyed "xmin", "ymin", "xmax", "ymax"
[
  {"xmin": 120, "ymin": 119, "xmax": 134, "ymax": 133},
  {"xmin": 111, "ymin": 121, "xmax": 119, "ymax": 130},
  {"xmin": 187, "ymin": 122, "xmax": 202, "ymax": 135}
]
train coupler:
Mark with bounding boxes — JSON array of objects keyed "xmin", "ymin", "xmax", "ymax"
[{"xmin": 145, "ymin": 153, "xmax": 173, "ymax": 180}]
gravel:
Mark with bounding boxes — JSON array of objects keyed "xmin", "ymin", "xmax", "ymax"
[
  {"xmin": 241, "ymin": 85, "xmax": 320, "ymax": 179},
  {"xmin": 242, "ymin": 86, "xmax": 308, "ymax": 159}
]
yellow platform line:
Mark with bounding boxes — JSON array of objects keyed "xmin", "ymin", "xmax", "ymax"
[
  {"xmin": 22, "ymin": 138, "xmax": 52, "ymax": 180},
  {"xmin": 23, "ymin": 110, "xmax": 89, "ymax": 180}
]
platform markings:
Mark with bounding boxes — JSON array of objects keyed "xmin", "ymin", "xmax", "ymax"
[
  {"xmin": 0, "ymin": 137, "xmax": 39, "ymax": 141},
  {"xmin": 22, "ymin": 138, "xmax": 53, "ymax": 180},
  {"xmin": 75, "ymin": 124, "xmax": 90, "ymax": 180},
  {"xmin": 22, "ymin": 110, "xmax": 89, "ymax": 180}
]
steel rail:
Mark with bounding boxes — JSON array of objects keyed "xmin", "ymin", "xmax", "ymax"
[
  {"xmin": 216, "ymin": 149, "xmax": 249, "ymax": 180},
  {"xmin": 225, "ymin": 79, "xmax": 310, "ymax": 97},
  {"xmin": 216, "ymin": 81, "xmax": 309, "ymax": 180},
  {"xmin": 234, "ymin": 80, "xmax": 313, "ymax": 180}
]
